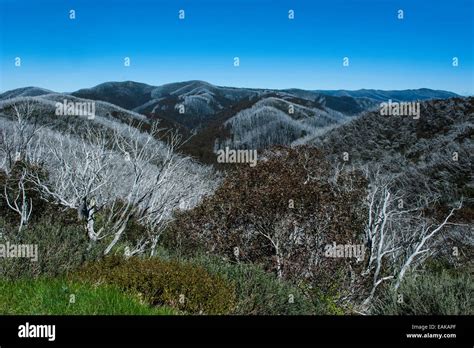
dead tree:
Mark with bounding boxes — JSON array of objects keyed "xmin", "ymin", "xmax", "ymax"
[
  {"xmin": 3, "ymin": 168, "xmax": 32, "ymax": 232},
  {"xmin": 0, "ymin": 99, "xmax": 42, "ymax": 172},
  {"xmin": 361, "ymin": 175, "xmax": 463, "ymax": 306},
  {"xmin": 28, "ymin": 126, "xmax": 112, "ymax": 242}
]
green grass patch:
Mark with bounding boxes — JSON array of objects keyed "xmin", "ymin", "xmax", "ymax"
[
  {"xmin": 372, "ymin": 269, "xmax": 473, "ymax": 315},
  {"xmin": 0, "ymin": 278, "xmax": 176, "ymax": 315}
]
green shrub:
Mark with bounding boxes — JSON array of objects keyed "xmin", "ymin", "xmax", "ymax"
[
  {"xmin": 72, "ymin": 256, "xmax": 236, "ymax": 315},
  {"xmin": 0, "ymin": 278, "xmax": 176, "ymax": 315},
  {"xmin": 0, "ymin": 162, "xmax": 102, "ymax": 279},
  {"xmin": 183, "ymin": 254, "xmax": 342, "ymax": 315},
  {"xmin": 0, "ymin": 217, "xmax": 101, "ymax": 280},
  {"xmin": 372, "ymin": 269, "xmax": 473, "ymax": 315}
]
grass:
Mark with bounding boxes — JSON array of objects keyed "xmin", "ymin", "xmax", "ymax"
[
  {"xmin": 372, "ymin": 269, "xmax": 473, "ymax": 315},
  {"xmin": 0, "ymin": 278, "xmax": 177, "ymax": 315}
]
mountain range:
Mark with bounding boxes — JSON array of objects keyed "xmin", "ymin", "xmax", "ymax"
[{"xmin": 0, "ymin": 81, "xmax": 460, "ymax": 163}]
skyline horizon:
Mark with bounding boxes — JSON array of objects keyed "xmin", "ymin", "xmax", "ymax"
[{"xmin": 0, "ymin": 78, "xmax": 469, "ymax": 96}]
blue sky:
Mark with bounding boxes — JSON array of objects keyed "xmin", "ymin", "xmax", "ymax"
[{"xmin": 0, "ymin": 0, "xmax": 473, "ymax": 94}]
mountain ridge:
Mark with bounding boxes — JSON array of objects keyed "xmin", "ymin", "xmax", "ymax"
[
  {"xmin": 0, "ymin": 82, "xmax": 463, "ymax": 164},
  {"xmin": 314, "ymin": 88, "xmax": 459, "ymax": 101},
  {"xmin": 1, "ymin": 82, "xmax": 459, "ymax": 107}
]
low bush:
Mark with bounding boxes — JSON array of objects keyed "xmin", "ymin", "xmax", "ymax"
[
  {"xmin": 179, "ymin": 254, "xmax": 343, "ymax": 315},
  {"xmin": 372, "ymin": 269, "xmax": 473, "ymax": 315},
  {"xmin": 72, "ymin": 256, "xmax": 236, "ymax": 315},
  {"xmin": 0, "ymin": 217, "xmax": 101, "ymax": 280}
]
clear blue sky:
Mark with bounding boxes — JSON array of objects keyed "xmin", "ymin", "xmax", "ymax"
[{"xmin": 0, "ymin": 0, "xmax": 473, "ymax": 94}]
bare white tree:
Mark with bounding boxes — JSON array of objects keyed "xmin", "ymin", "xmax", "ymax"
[
  {"xmin": 394, "ymin": 203, "xmax": 462, "ymax": 290},
  {"xmin": 100, "ymin": 123, "xmax": 185, "ymax": 255},
  {"xmin": 2, "ymin": 168, "xmax": 33, "ymax": 232},
  {"xmin": 361, "ymin": 172, "xmax": 463, "ymax": 306},
  {"xmin": 25, "ymin": 118, "xmax": 213, "ymax": 256},
  {"xmin": 28, "ymin": 126, "xmax": 112, "ymax": 242},
  {"xmin": 0, "ymin": 100, "xmax": 43, "ymax": 172},
  {"xmin": 0, "ymin": 96, "xmax": 218, "ymax": 256},
  {"xmin": 0, "ymin": 100, "xmax": 45, "ymax": 232},
  {"xmin": 362, "ymin": 182, "xmax": 411, "ymax": 304}
]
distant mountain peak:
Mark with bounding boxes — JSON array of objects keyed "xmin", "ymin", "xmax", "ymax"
[
  {"xmin": 0, "ymin": 86, "xmax": 54, "ymax": 99},
  {"xmin": 314, "ymin": 88, "xmax": 459, "ymax": 102}
]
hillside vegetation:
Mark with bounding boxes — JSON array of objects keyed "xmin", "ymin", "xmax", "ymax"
[{"xmin": 0, "ymin": 88, "xmax": 471, "ymax": 315}]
